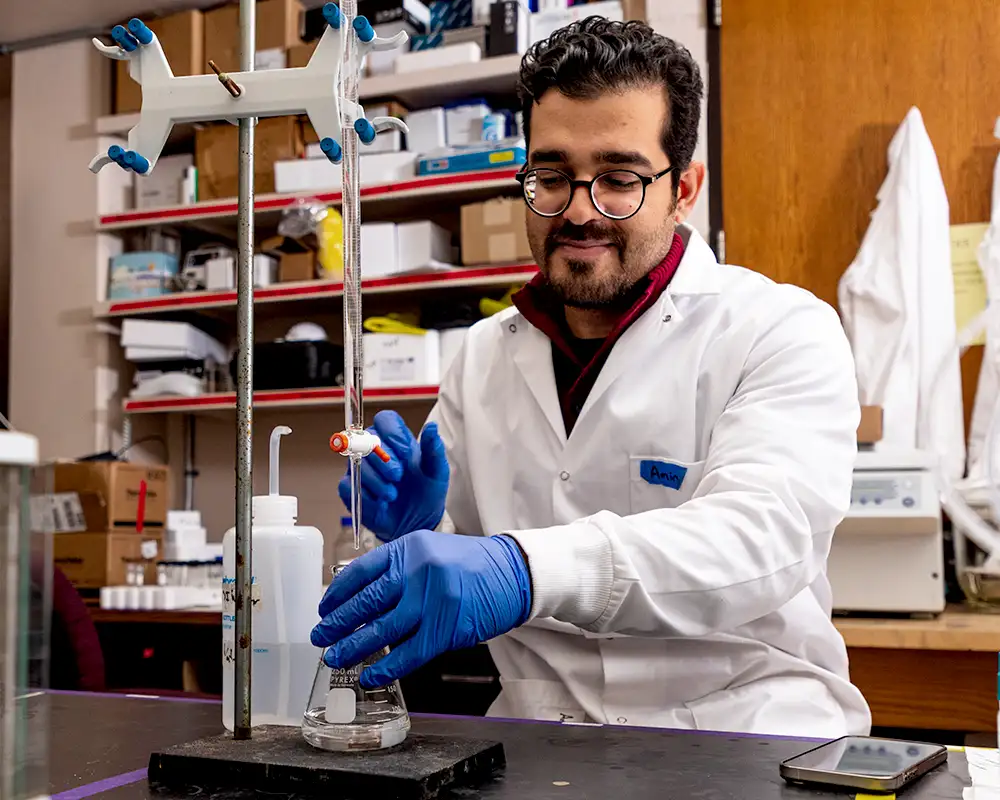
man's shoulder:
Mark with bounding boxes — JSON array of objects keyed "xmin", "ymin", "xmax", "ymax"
[{"xmin": 710, "ymin": 261, "xmax": 845, "ymax": 340}]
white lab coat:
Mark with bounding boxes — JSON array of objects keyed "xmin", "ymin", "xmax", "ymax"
[
  {"xmin": 967, "ymin": 150, "xmax": 1000, "ymax": 484},
  {"xmin": 430, "ymin": 225, "xmax": 872, "ymax": 739},
  {"xmin": 838, "ymin": 106, "xmax": 966, "ymax": 481}
]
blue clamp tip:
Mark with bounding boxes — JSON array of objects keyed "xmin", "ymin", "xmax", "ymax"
[
  {"xmin": 353, "ymin": 16, "xmax": 375, "ymax": 42},
  {"xmin": 111, "ymin": 25, "xmax": 138, "ymax": 52},
  {"xmin": 354, "ymin": 118, "xmax": 377, "ymax": 144},
  {"xmin": 108, "ymin": 145, "xmax": 125, "ymax": 164},
  {"xmin": 127, "ymin": 18, "xmax": 154, "ymax": 45},
  {"xmin": 320, "ymin": 137, "xmax": 343, "ymax": 163},
  {"xmin": 123, "ymin": 150, "xmax": 150, "ymax": 174},
  {"xmin": 322, "ymin": 2, "xmax": 342, "ymax": 29}
]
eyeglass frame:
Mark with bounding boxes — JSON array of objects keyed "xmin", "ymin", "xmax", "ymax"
[{"xmin": 514, "ymin": 165, "xmax": 678, "ymax": 221}]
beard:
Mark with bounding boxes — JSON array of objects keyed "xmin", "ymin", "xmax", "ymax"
[{"xmin": 536, "ymin": 220, "xmax": 658, "ymax": 310}]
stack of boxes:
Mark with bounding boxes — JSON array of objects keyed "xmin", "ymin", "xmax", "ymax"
[{"xmin": 50, "ymin": 462, "xmax": 170, "ymax": 591}]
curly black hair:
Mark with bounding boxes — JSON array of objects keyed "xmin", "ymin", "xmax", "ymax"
[{"xmin": 517, "ymin": 17, "xmax": 703, "ymax": 188}]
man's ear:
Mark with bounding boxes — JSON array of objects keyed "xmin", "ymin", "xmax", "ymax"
[{"xmin": 673, "ymin": 161, "xmax": 706, "ymax": 223}]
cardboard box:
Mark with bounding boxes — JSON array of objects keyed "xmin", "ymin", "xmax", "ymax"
[
  {"xmin": 53, "ymin": 461, "xmax": 169, "ymax": 532},
  {"xmin": 530, "ymin": 1, "xmax": 623, "ymax": 45},
  {"xmin": 398, "ymin": 220, "xmax": 452, "ymax": 270},
  {"xmin": 364, "ymin": 330, "xmax": 441, "ymax": 387},
  {"xmin": 858, "ymin": 405, "xmax": 883, "ymax": 444},
  {"xmin": 263, "ymin": 235, "xmax": 317, "ymax": 282},
  {"xmin": 54, "ymin": 532, "xmax": 163, "ymax": 589},
  {"xmin": 196, "ymin": 116, "xmax": 304, "ymax": 200},
  {"xmin": 490, "ymin": 0, "xmax": 530, "ymax": 56},
  {"xmin": 446, "ymin": 101, "xmax": 491, "ymax": 146},
  {"xmin": 204, "ymin": 0, "xmax": 304, "ymax": 73},
  {"xmin": 360, "ymin": 0, "xmax": 430, "ymax": 29},
  {"xmin": 288, "ymin": 40, "xmax": 317, "ymax": 68},
  {"xmin": 406, "ymin": 107, "xmax": 447, "ymax": 155},
  {"xmin": 116, "ymin": 10, "xmax": 204, "ymax": 114},
  {"xmin": 394, "ymin": 42, "xmax": 482, "ymax": 73},
  {"xmin": 273, "ymin": 151, "xmax": 415, "ymax": 194},
  {"xmin": 135, "ymin": 154, "xmax": 195, "ymax": 209},
  {"xmin": 361, "ymin": 222, "xmax": 399, "ymax": 278},
  {"xmin": 461, "ymin": 198, "xmax": 533, "ymax": 265}
]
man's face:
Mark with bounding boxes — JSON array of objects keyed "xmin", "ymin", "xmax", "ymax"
[{"xmin": 525, "ymin": 85, "xmax": 680, "ymax": 309}]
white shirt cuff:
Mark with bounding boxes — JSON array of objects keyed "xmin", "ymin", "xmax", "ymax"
[{"xmin": 504, "ymin": 521, "xmax": 614, "ymax": 627}]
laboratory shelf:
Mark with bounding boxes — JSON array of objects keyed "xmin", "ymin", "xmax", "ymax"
[
  {"xmin": 123, "ymin": 385, "xmax": 440, "ymax": 415},
  {"xmin": 95, "ymin": 263, "xmax": 536, "ymax": 318},
  {"xmin": 94, "ymin": 54, "xmax": 522, "ymax": 138},
  {"xmin": 96, "ymin": 168, "xmax": 521, "ymax": 231}
]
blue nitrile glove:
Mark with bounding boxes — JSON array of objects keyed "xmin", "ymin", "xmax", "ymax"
[
  {"xmin": 310, "ymin": 529, "xmax": 532, "ymax": 689},
  {"xmin": 337, "ymin": 410, "xmax": 449, "ymax": 541}
]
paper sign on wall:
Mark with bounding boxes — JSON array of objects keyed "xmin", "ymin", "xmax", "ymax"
[{"xmin": 950, "ymin": 222, "xmax": 990, "ymax": 346}]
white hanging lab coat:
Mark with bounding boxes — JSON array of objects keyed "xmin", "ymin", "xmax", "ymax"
[
  {"xmin": 967, "ymin": 149, "xmax": 1000, "ymax": 484},
  {"xmin": 430, "ymin": 225, "xmax": 872, "ymax": 738},
  {"xmin": 838, "ymin": 106, "xmax": 966, "ymax": 481}
]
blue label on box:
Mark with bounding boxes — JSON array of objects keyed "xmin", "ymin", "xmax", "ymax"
[
  {"xmin": 430, "ymin": 0, "xmax": 473, "ymax": 31},
  {"xmin": 410, "ymin": 32, "xmax": 443, "ymax": 50},
  {"xmin": 639, "ymin": 460, "xmax": 688, "ymax": 490}
]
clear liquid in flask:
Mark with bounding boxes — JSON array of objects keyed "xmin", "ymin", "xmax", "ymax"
[{"xmin": 301, "ymin": 645, "xmax": 410, "ymax": 751}]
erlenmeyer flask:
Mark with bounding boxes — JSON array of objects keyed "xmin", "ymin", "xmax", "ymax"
[
  {"xmin": 301, "ymin": 645, "xmax": 410, "ymax": 751},
  {"xmin": 301, "ymin": 566, "xmax": 410, "ymax": 751}
]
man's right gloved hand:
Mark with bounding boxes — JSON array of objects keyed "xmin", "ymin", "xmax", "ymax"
[{"xmin": 337, "ymin": 410, "xmax": 449, "ymax": 542}]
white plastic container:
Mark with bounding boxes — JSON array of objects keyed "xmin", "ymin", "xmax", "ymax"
[{"xmin": 222, "ymin": 425, "xmax": 324, "ymax": 731}]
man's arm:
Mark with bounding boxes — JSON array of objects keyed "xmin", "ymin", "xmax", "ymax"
[
  {"xmin": 506, "ymin": 293, "xmax": 860, "ymax": 637},
  {"xmin": 426, "ymin": 334, "xmax": 483, "ymax": 537}
]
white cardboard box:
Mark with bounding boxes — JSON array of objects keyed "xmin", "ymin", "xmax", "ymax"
[
  {"xmin": 120, "ymin": 319, "xmax": 227, "ymax": 363},
  {"xmin": 135, "ymin": 153, "xmax": 194, "ymax": 209},
  {"xmin": 364, "ymin": 331, "xmax": 441, "ymax": 387},
  {"xmin": 397, "ymin": 221, "xmax": 452, "ymax": 271},
  {"xmin": 446, "ymin": 102, "xmax": 492, "ymax": 147},
  {"xmin": 274, "ymin": 152, "xmax": 416, "ymax": 193},
  {"xmin": 530, "ymin": 1, "xmax": 623, "ymax": 44},
  {"xmin": 393, "ymin": 42, "xmax": 482, "ymax": 74},
  {"xmin": 361, "ymin": 222, "xmax": 399, "ymax": 278},
  {"xmin": 406, "ymin": 107, "xmax": 447, "ymax": 155}
]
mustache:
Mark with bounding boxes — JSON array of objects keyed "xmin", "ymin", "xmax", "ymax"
[{"xmin": 544, "ymin": 221, "xmax": 625, "ymax": 256}]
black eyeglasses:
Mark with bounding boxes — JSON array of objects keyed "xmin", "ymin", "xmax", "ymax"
[{"xmin": 514, "ymin": 166, "xmax": 676, "ymax": 220}]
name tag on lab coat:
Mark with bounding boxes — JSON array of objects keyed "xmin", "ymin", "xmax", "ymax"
[{"xmin": 639, "ymin": 459, "xmax": 688, "ymax": 490}]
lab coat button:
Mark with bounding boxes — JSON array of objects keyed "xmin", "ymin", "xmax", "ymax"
[
  {"xmin": 508, "ymin": 323, "xmax": 517, "ymax": 333},
  {"xmin": 559, "ymin": 471, "xmax": 570, "ymax": 481}
]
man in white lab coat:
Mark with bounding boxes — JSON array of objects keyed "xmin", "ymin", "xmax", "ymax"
[{"xmin": 312, "ymin": 16, "xmax": 872, "ymax": 738}]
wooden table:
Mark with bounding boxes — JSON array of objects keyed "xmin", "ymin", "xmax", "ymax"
[{"xmin": 835, "ymin": 606, "xmax": 1000, "ymax": 732}]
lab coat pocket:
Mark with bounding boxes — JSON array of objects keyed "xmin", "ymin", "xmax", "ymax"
[
  {"xmin": 629, "ymin": 457, "xmax": 705, "ymax": 514},
  {"xmin": 489, "ymin": 678, "xmax": 588, "ymax": 723}
]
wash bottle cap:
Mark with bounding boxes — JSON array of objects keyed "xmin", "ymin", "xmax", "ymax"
[{"xmin": 252, "ymin": 425, "xmax": 298, "ymax": 523}]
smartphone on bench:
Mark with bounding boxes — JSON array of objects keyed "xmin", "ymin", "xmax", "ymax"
[{"xmin": 779, "ymin": 736, "xmax": 947, "ymax": 793}]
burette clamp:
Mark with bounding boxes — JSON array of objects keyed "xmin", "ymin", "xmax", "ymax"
[{"xmin": 330, "ymin": 429, "xmax": 390, "ymax": 462}]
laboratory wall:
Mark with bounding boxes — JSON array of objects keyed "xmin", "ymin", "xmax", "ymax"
[
  {"xmin": 0, "ymin": 54, "xmax": 10, "ymax": 420},
  {"xmin": 9, "ymin": 41, "xmax": 164, "ymax": 459},
  {"xmin": 720, "ymin": 0, "xmax": 1000, "ymax": 429}
]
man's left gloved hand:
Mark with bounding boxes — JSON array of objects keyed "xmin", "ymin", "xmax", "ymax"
[{"xmin": 310, "ymin": 530, "xmax": 532, "ymax": 689}]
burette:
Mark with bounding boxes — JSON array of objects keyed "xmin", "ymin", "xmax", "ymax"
[{"xmin": 328, "ymin": 0, "xmax": 392, "ymax": 550}]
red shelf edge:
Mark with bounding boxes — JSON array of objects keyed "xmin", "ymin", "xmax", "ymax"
[
  {"xmin": 124, "ymin": 385, "xmax": 440, "ymax": 413},
  {"xmin": 102, "ymin": 264, "xmax": 537, "ymax": 316},
  {"xmin": 98, "ymin": 168, "xmax": 520, "ymax": 228}
]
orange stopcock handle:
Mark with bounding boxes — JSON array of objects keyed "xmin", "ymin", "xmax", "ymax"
[{"xmin": 329, "ymin": 431, "xmax": 391, "ymax": 463}]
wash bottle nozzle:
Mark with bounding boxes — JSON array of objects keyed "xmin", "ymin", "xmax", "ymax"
[{"xmin": 269, "ymin": 425, "xmax": 292, "ymax": 495}]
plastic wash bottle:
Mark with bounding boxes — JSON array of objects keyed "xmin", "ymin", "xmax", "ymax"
[{"xmin": 222, "ymin": 425, "xmax": 324, "ymax": 730}]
